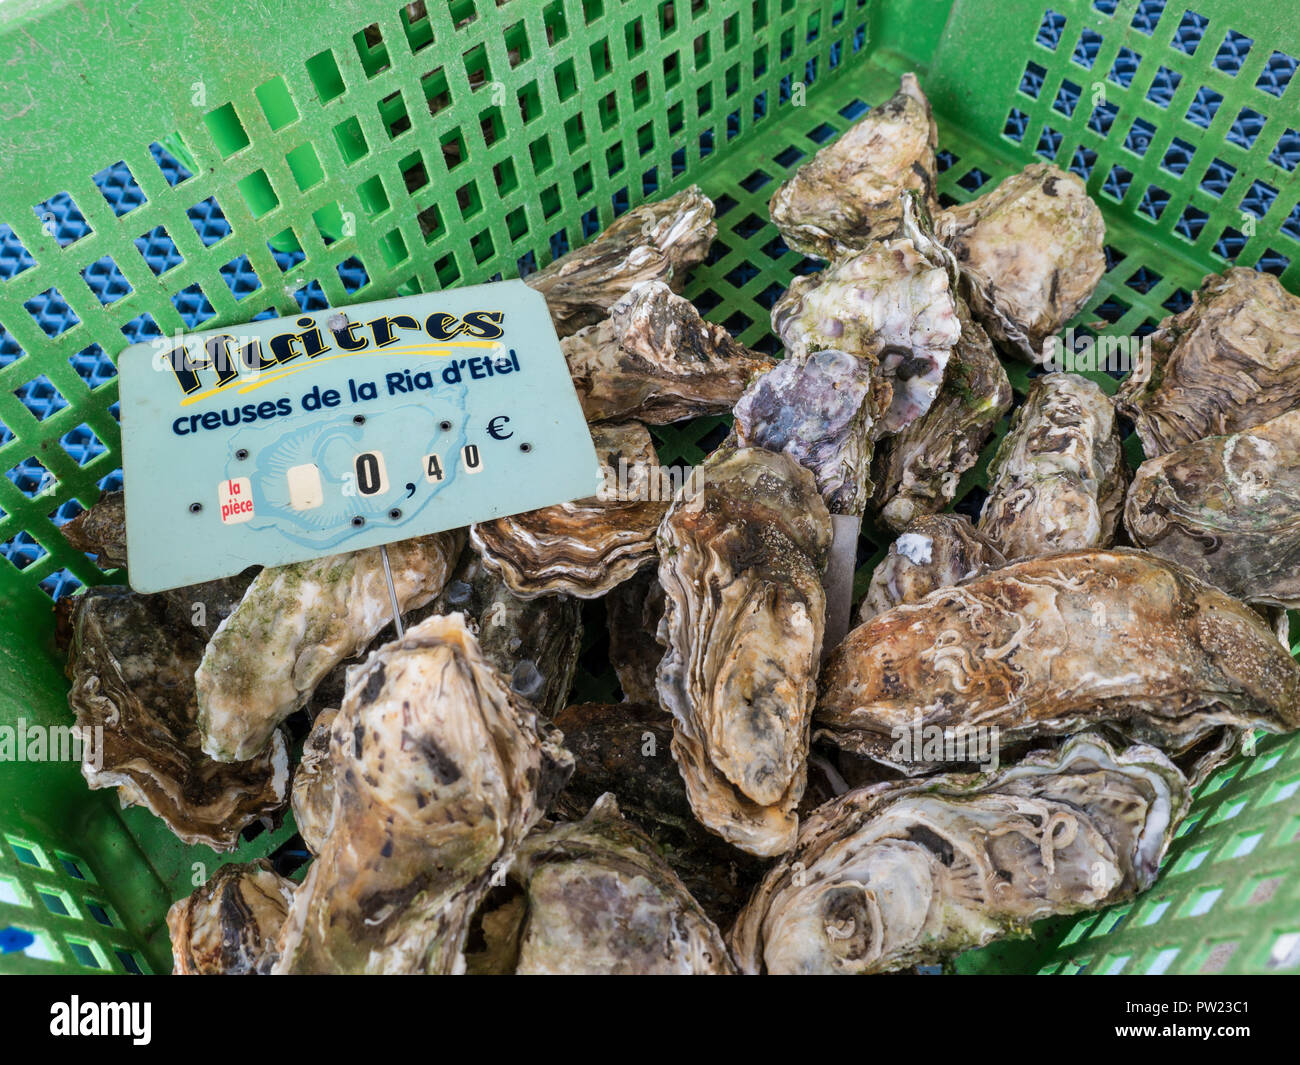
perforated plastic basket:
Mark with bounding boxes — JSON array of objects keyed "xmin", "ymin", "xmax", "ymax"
[{"xmin": 0, "ymin": 0, "xmax": 1297, "ymax": 975}]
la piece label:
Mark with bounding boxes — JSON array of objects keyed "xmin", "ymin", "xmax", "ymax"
[{"xmin": 118, "ymin": 280, "xmax": 600, "ymax": 592}]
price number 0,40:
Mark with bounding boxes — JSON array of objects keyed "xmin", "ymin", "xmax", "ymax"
[{"xmin": 352, "ymin": 445, "xmax": 484, "ymax": 496}]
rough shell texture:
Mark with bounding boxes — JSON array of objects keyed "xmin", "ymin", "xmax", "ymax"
[
  {"xmin": 274, "ymin": 614, "xmax": 574, "ymax": 974},
  {"xmin": 196, "ymin": 530, "xmax": 462, "ymax": 762},
  {"xmin": 978, "ymin": 372, "xmax": 1125, "ymax": 559},
  {"xmin": 605, "ymin": 571, "xmax": 667, "ymax": 704},
  {"xmin": 1114, "ymin": 267, "xmax": 1300, "ymax": 457},
  {"xmin": 61, "ymin": 491, "xmax": 128, "ymax": 569},
  {"xmin": 470, "ymin": 422, "xmax": 668, "ymax": 599},
  {"xmin": 656, "ymin": 446, "xmax": 832, "ymax": 856},
  {"xmin": 769, "ymin": 73, "xmax": 938, "ymax": 260},
  {"xmin": 731, "ymin": 735, "xmax": 1188, "ymax": 974},
  {"xmin": 429, "ymin": 546, "xmax": 583, "ymax": 716},
  {"xmin": 563, "ymin": 280, "xmax": 774, "ymax": 424},
  {"xmin": 859, "ymin": 514, "xmax": 1006, "ymax": 623},
  {"xmin": 525, "ymin": 186, "xmax": 716, "ymax": 336},
  {"xmin": 733, "ymin": 348, "xmax": 880, "ymax": 515},
  {"xmin": 937, "ymin": 164, "xmax": 1106, "ymax": 362},
  {"xmin": 65, "ymin": 587, "xmax": 289, "ymax": 851},
  {"xmin": 468, "ymin": 794, "xmax": 736, "ymax": 974},
  {"xmin": 872, "ymin": 297, "xmax": 1012, "ymax": 530},
  {"xmin": 291, "ymin": 708, "xmax": 337, "ymax": 856},
  {"xmin": 551, "ymin": 701, "xmax": 766, "ymax": 927},
  {"xmin": 167, "ymin": 860, "xmax": 295, "ymax": 975},
  {"xmin": 818, "ymin": 548, "xmax": 1300, "ymax": 773},
  {"xmin": 1125, "ymin": 408, "xmax": 1300, "ymax": 609}
]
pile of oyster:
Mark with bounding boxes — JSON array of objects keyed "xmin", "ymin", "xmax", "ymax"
[{"xmin": 57, "ymin": 75, "xmax": 1300, "ymax": 974}]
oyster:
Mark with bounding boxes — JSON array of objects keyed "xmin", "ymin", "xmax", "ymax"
[
  {"xmin": 978, "ymin": 372, "xmax": 1125, "ymax": 559},
  {"xmin": 769, "ymin": 73, "xmax": 938, "ymax": 260},
  {"xmin": 196, "ymin": 530, "xmax": 462, "ymax": 762},
  {"xmin": 872, "ymin": 298, "xmax": 1013, "ymax": 530},
  {"xmin": 936, "ymin": 163, "xmax": 1106, "ymax": 362},
  {"xmin": 274, "ymin": 614, "xmax": 573, "ymax": 974},
  {"xmin": 606, "ymin": 571, "xmax": 667, "ymax": 704},
  {"xmin": 65, "ymin": 586, "xmax": 289, "ymax": 851},
  {"xmin": 818, "ymin": 548, "xmax": 1300, "ymax": 773},
  {"xmin": 429, "ymin": 546, "xmax": 583, "ymax": 716},
  {"xmin": 167, "ymin": 860, "xmax": 295, "ymax": 975},
  {"xmin": 1125, "ymin": 409, "xmax": 1300, "ymax": 609},
  {"xmin": 859, "ymin": 514, "xmax": 1006, "ymax": 623},
  {"xmin": 525, "ymin": 187, "xmax": 717, "ymax": 336},
  {"xmin": 1114, "ymin": 268, "xmax": 1300, "ymax": 457},
  {"xmin": 731, "ymin": 735, "xmax": 1188, "ymax": 974},
  {"xmin": 657, "ymin": 446, "xmax": 832, "ymax": 856},
  {"xmin": 61, "ymin": 491, "xmax": 127, "ymax": 569},
  {"xmin": 551, "ymin": 701, "xmax": 766, "ymax": 927},
  {"xmin": 468, "ymin": 794, "xmax": 736, "ymax": 974},
  {"xmin": 291, "ymin": 708, "xmax": 336, "ymax": 855},
  {"xmin": 470, "ymin": 422, "xmax": 668, "ymax": 599},
  {"xmin": 563, "ymin": 280, "xmax": 774, "ymax": 424}
]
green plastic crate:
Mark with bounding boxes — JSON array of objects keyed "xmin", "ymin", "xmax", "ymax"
[{"xmin": 0, "ymin": 0, "xmax": 1297, "ymax": 975}]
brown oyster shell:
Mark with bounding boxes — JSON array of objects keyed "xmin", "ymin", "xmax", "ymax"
[
  {"xmin": 65, "ymin": 586, "xmax": 289, "ymax": 851},
  {"xmin": 291, "ymin": 708, "xmax": 336, "ymax": 856},
  {"xmin": 769, "ymin": 73, "xmax": 938, "ymax": 260},
  {"xmin": 1125, "ymin": 408, "xmax": 1300, "ymax": 609},
  {"xmin": 563, "ymin": 280, "xmax": 773, "ymax": 424},
  {"xmin": 274, "ymin": 613, "xmax": 574, "ymax": 974},
  {"xmin": 605, "ymin": 571, "xmax": 667, "ymax": 704},
  {"xmin": 525, "ymin": 187, "xmax": 717, "ymax": 336},
  {"xmin": 1114, "ymin": 267, "xmax": 1300, "ymax": 457},
  {"xmin": 61, "ymin": 491, "xmax": 127, "ymax": 570},
  {"xmin": 656, "ymin": 446, "xmax": 832, "ymax": 856},
  {"xmin": 167, "ymin": 860, "xmax": 295, "ymax": 975},
  {"xmin": 978, "ymin": 372, "xmax": 1125, "ymax": 559},
  {"xmin": 470, "ymin": 422, "xmax": 668, "ymax": 599}
]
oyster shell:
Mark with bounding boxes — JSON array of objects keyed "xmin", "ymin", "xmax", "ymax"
[
  {"xmin": 769, "ymin": 73, "xmax": 938, "ymax": 260},
  {"xmin": 563, "ymin": 280, "xmax": 774, "ymax": 424},
  {"xmin": 65, "ymin": 586, "xmax": 289, "ymax": 851},
  {"xmin": 291, "ymin": 708, "xmax": 336, "ymax": 855},
  {"xmin": 657, "ymin": 446, "xmax": 832, "ymax": 856},
  {"xmin": 274, "ymin": 614, "xmax": 573, "ymax": 974},
  {"xmin": 167, "ymin": 860, "xmax": 295, "ymax": 975},
  {"xmin": 468, "ymin": 794, "xmax": 736, "ymax": 974},
  {"xmin": 470, "ymin": 422, "xmax": 668, "ymax": 599},
  {"xmin": 525, "ymin": 187, "xmax": 717, "ymax": 336},
  {"xmin": 196, "ymin": 530, "xmax": 463, "ymax": 762},
  {"xmin": 859, "ymin": 514, "xmax": 1006, "ymax": 623},
  {"xmin": 978, "ymin": 372, "xmax": 1125, "ymax": 559},
  {"xmin": 1114, "ymin": 268, "xmax": 1300, "ymax": 457},
  {"xmin": 1124, "ymin": 408, "xmax": 1300, "ymax": 609},
  {"xmin": 61, "ymin": 491, "xmax": 127, "ymax": 569},
  {"xmin": 551, "ymin": 701, "xmax": 766, "ymax": 927},
  {"xmin": 733, "ymin": 348, "xmax": 881, "ymax": 515},
  {"xmin": 872, "ymin": 298, "xmax": 1013, "ymax": 530},
  {"xmin": 606, "ymin": 571, "xmax": 667, "ymax": 703},
  {"xmin": 731, "ymin": 734, "xmax": 1188, "ymax": 974},
  {"xmin": 818, "ymin": 548, "xmax": 1300, "ymax": 773},
  {"xmin": 937, "ymin": 163, "xmax": 1106, "ymax": 362}
]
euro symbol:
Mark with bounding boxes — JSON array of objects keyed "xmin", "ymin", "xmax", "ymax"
[{"xmin": 487, "ymin": 415, "xmax": 513, "ymax": 440}]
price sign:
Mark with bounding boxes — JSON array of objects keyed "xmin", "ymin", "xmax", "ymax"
[{"xmin": 118, "ymin": 280, "xmax": 601, "ymax": 592}]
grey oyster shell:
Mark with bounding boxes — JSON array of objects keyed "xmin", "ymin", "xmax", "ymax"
[
  {"xmin": 470, "ymin": 421, "xmax": 669, "ymax": 599},
  {"xmin": 769, "ymin": 72, "xmax": 938, "ymax": 260},
  {"xmin": 818, "ymin": 548, "xmax": 1300, "ymax": 773},
  {"xmin": 563, "ymin": 280, "xmax": 774, "ymax": 424},
  {"xmin": 525, "ymin": 186, "xmax": 717, "ymax": 336},
  {"xmin": 1125, "ymin": 408, "xmax": 1300, "ymax": 609},
  {"xmin": 291, "ymin": 708, "xmax": 336, "ymax": 856},
  {"xmin": 274, "ymin": 614, "xmax": 574, "ymax": 974},
  {"xmin": 1114, "ymin": 268, "xmax": 1300, "ymax": 457},
  {"xmin": 467, "ymin": 794, "xmax": 736, "ymax": 974},
  {"xmin": 196, "ymin": 531, "xmax": 463, "ymax": 762},
  {"xmin": 731, "ymin": 734, "xmax": 1188, "ymax": 974},
  {"xmin": 61, "ymin": 491, "xmax": 128, "ymax": 569},
  {"xmin": 872, "ymin": 297, "xmax": 1013, "ymax": 530},
  {"xmin": 733, "ymin": 348, "xmax": 880, "ymax": 515},
  {"xmin": 428, "ymin": 546, "xmax": 583, "ymax": 716},
  {"xmin": 167, "ymin": 860, "xmax": 295, "ymax": 975},
  {"xmin": 551, "ymin": 701, "xmax": 766, "ymax": 928},
  {"xmin": 978, "ymin": 372, "xmax": 1125, "ymax": 559},
  {"xmin": 65, "ymin": 586, "xmax": 289, "ymax": 851},
  {"xmin": 605, "ymin": 571, "xmax": 667, "ymax": 704},
  {"xmin": 859, "ymin": 514, "xmax": 1006, "ymax": 623},
  {"xmin": 937, "ymin": 163, "xmax": 1106, "ymax": 362},
  {"xmin": 656, "ymin": 446, "xmax": 832, "ymax": 856}
]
